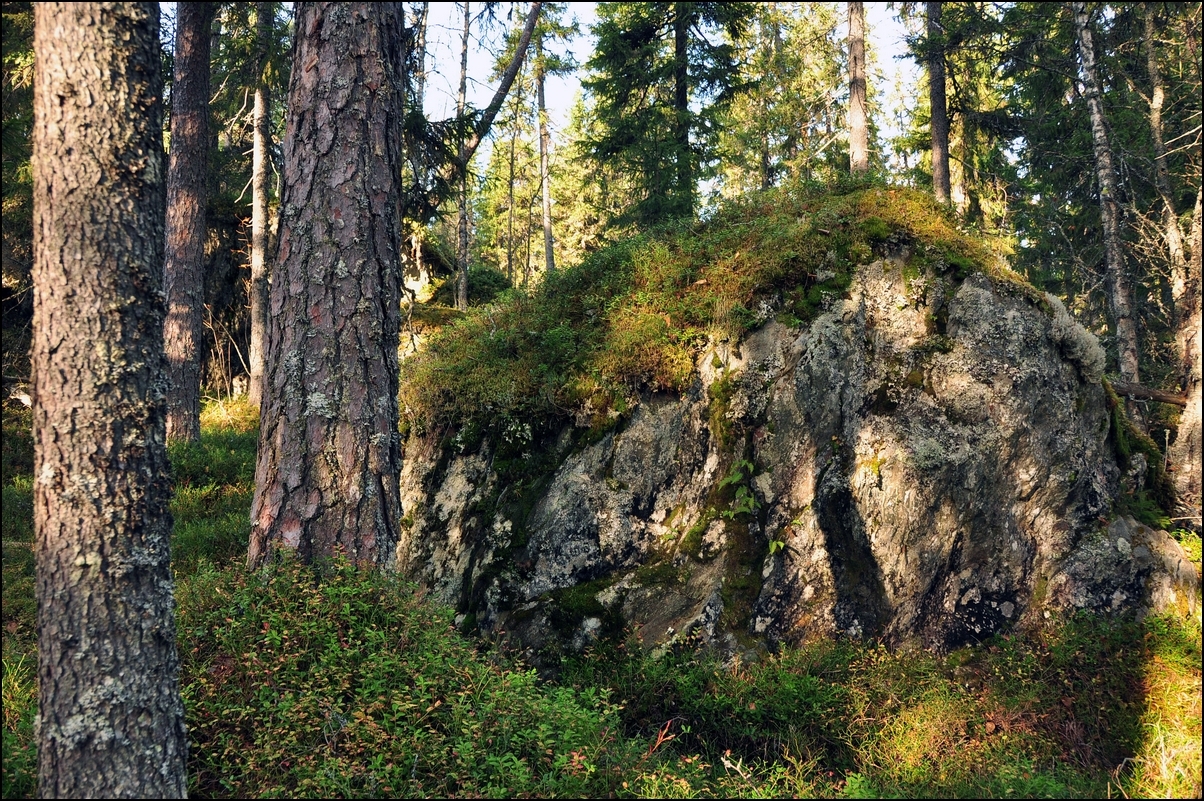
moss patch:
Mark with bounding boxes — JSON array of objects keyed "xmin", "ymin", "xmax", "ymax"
[{"xmin": 399, "ymin": 183, "xmax": 992, "ymax": 439}]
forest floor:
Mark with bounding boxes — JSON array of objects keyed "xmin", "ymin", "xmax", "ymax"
[{"xmin": 2, "ymin": 395, "xmax": 1200, "ymax": 798}]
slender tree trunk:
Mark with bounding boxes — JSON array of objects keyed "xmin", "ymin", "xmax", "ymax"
[
  {"xmin": 507, "ymin": 103, "xmax": 518, "ymax": 284},
  {"xmin": 1169, "ymin": 186, "xmax": 1202, "ymax": 522},
  {"xmin": 164, "ymin": 2, "xmax": 216, "ymax": 440},
  {"xmin": 848, "ymin": 1, "xmax": 869, "ymax": 175},
  {"xmin": 1073, "ymin": 1, "xmax": 1140, "ymax": 387},
  {"xmin": 537, "ymin": 37, "xmax": 555, "ymax": 274},
  {"xmin": 456, "ymin": 2, "xmax": 471, "ymax": 311},
  {"xmin": 928, "ymin": 1, "xmax": 951, "ymax": 204},
  {"xmin": 32, "ymin": 4, "xmax": 187, "ymax": 796},
  {"xmin": 411, "ymin": 1, "xmax": 429, "ymax": 288},
  {"xmin": 672, "ymin": 3, "xmax": 693, "ymax": 216},
  {"xmin": 1143, "ymin": 5, "xmax": 1188, "ymax": 339},
  {"xmin": 248, "ymin": 1, "xmax": 406, "ymax": 569},
  {"xmin": 249, "ymin": 2, "xmax": 273, "ymax": 409}
]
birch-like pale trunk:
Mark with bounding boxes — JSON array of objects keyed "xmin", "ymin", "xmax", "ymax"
[
  {"xmin": 1073, "ymin": 1, "xmax": 1141, "ymax": 388},
  {"xmin": 248, "ymin": 1, "xmax": 272, "ymax": 409}
]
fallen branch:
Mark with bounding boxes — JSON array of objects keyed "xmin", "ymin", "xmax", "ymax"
[{"xmin": 1110, "ymin": 381, "xmax": 1187, "ymax": 407}]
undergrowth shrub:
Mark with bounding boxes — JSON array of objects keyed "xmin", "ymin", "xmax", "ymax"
[{"xmin": 178, "ymin": 555, "xmax": 637, "ymax": 798}]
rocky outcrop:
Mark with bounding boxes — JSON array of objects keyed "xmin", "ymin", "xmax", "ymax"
[{"xmin": 396, "ymin": 252, "xmax": 1200, "ymax": 662}]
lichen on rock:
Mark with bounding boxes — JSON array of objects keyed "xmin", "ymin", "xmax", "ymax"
[{"xmin": 395, "ymin": 186, "xmax": 1199, "ymax": 664}]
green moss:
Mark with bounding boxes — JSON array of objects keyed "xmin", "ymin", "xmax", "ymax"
[
  {"xmin": 1104, "ymin": 380, "xmax": 1176, "ymax": 528},
  {"xmin": 547, "ymin": 576, "xmax": 624, "ymax": 641},
  {"xmin": 861, "ymin": 216, "xmax": 891, "ymax": 242},
  {"xmin": 633, "ymin": 560, "xmax": 686, "ymax": 588},
  {"xmin": 707, "ymin": 371, "xmax": 739, "ymax": 453},
  {"xmin": 681, "ymin": 509, "xmax": 718, "ymax": 557},
  {"xmin": 400, "ymin": 184, "xmax": 994, "ymax": 439}
]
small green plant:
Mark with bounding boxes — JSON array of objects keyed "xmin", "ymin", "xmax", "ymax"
[{"xmin": 718, "ymin": 459, "xmax": 760, "ymax": 521}]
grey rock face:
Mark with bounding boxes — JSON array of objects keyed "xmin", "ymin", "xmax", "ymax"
[{"xmin": 396, "ymin": 255, "xmax": 1200, "ymax": 660}]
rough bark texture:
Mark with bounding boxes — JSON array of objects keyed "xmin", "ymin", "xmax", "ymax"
[
  {"xmin": 673, "ymin": 3, "xmax": 692, "ymax": 216},
  {"xmin": 249, "ymin": 2, "xmax": 273, "ymax": 410},
  {"xmin": 164, "ymin": 2, "xmax": 216, "ymax": 441},
  {"xmin": 1143, "ymin": 4, "xmax": 1187, "ymax": 302},
  {"xmin": 1169, "ymin": 187, "xmax": 1202, "ymax": 524},
  {"xmin": 248, "ymin": 2, "xmax": 406, "ymax": 569},
  {"xmin": 1073, "ymin": 1, "xmax": 1140, "ymax": 388},
  {"xmin": 847, "ymin": 2, "xmax": 869, "ymax": 175},
  {"xmin": 537, "ymin": 38, "xmax": 555, "ymax": 275},
  {"xmin": 928, "ymin": 2, "xmax": 951, "ymax": 204},
  {"xmin": 456, "ymin": 2, "xmax": 471, "ymax": 312},
  {"xmin": 32, "ymin": 3, "xmax": 187, "ymax": 796}
]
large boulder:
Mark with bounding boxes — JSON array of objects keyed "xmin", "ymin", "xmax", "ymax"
[{"xmin": 396, "ymin": 249, "xmax": 1199, "ymax": 663}]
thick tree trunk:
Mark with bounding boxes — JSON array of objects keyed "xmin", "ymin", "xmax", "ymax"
[
  {"xmin": 31, "ymin": 3, "xmax": 187, "ymax": 796},
  {"xmin": 1073, "ymin": 1, "xmax": 1141, "ymax": 388},
  {"xmin": 673, "ymin": 3, "xmax": 693, "ymax": 216},
  {"xmin": 456, "ymin": 2, "xmax": 471, "ymax": 311},
  {"xmin": 928, "ymin": 1, "xmax": 950, "ymax": 204},
  {"xmin": 248, "ymin": 2, "xmax": 406, "ymax": 569},
  {"xmin": 249, "ymin": 2, "xmax": 273, "ymax": 410},
  {"xmin": 537, "ymin": 37, "xmax": 555, "ymax": 275},
  {"xmin": 848, "ymin": 1, "xmax": 869, "ymax": 175},
  {"xmin": 164, "ymin": 2, "xmax": 216, "ymax": 440}
]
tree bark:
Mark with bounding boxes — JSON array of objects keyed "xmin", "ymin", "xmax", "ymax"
[
  {"xmin": 409, "ymin": 2, "xmax": 429, "ymax": 288},
  {"xmin": 848, "ymin": 1, "xmax": 869, "ymax": 175},
  {"xmin": 507, "ymin": 99, "xmax": 518, "ymax": 284},
  {"xmin": 164, "ymin": 2, "xmax": 216, "ymax": 440},
  {"xmin": 537, "ymin": 35, "xmax": 555, "ymax": 274},
  {"xmin": 455, "ymin": 2, "xmax": 542, "ymax": 171},
  {"xmin": 248, "ymin": 1, "xmax": 406, "ymax": 569},
  {"xmin": 1143, "ymin": 4, "xmax": 1187, "ymax": 300},
  {"xmin": 1073, "ymin": 1, "xmax": 1140, "ymax": 388},
  {"xmin": 249, "ymin": 2, "xmax": 273, "ymax": 410},
  {"xmin": 456, "ymin": 2, "xmax": 471, "ymax": 311},
  {"xmin": 673, "ymin": 2, "xmax": 693, "ymax": 216},
  {"xmin": 928, "ymin": 1, "xmax": 950, "ymax": 204},
  {"xmin": 1168, "ymin": 186, "xmax": 1202, "ymax": 523},
  {"xmin": 163, "ymin": 0, "xmax": 215, "ymax": 440},
  {"xmin": 32, "ymin": 3, "xmax": 187, "ymax": 796},
  {"xmin": 1110, "ymin": 381, "xmax": 1188, "ymax": 407}
]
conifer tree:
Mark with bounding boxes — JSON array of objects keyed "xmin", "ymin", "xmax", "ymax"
[{"xmin": 584, "ymin": 2, "xmax": 752, "ymax": 227}]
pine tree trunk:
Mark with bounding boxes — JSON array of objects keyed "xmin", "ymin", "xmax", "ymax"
[
  {"xmin": 32, "ymin": 4, "xmax": 187, "ymax": 796},
  {"xmin": 1169, "ymin": 186, "xmax": 1202, "ymax": 523},
  {"xmin": 456, "ymin": 2, "xmax": 471, "ymax": 311},
  {"xmin": 1143, "ymin": 5, "xmax": 1190, "ymax": 367},
  {"xmin": 672, "ymin": 4, "xmax": 693, "ymax": 217},
  {"xmin": 507, "ymin": 111, "xmax": 518, "ymax": 284},
  {"xmin": 848, "ymin": 1, "xmax": 869, "ymax": 175},
  {"xmin": 248, "ymin": 1, "xmax": 406, "ymax": 569},
  {"xmin": 1073, "ymin": 1, "xmax": 1140, "ymax": 387},
  {"xmin": 410, "ymin": 2, "xmax": 429, "ymax": 288},
  {"xmin": 249, "ymin": 2, "xmax": 273, "ymax": 410},
  {"xmin": 164, "ymin": 2, "xmax": 216, "ymax": 440},
  {"xmin": 928, "ymin": 1, "xmax": 951, "ymax": 204},
  {"xmin": 537, "ymin": 37, "xmax": 555, "ymax": 275}
]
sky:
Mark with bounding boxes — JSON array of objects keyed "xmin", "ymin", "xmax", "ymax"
[{"xmin": 420, "ymin": 2, "xmax": 923, "ymax": 161}]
